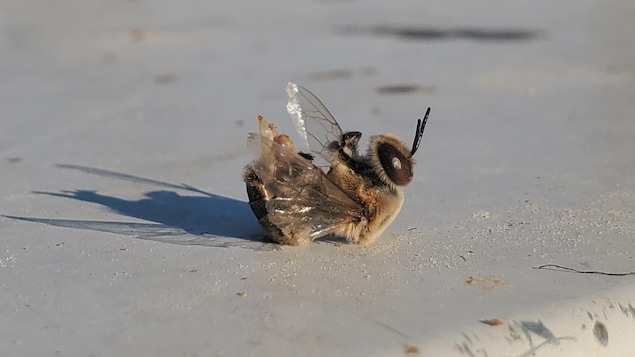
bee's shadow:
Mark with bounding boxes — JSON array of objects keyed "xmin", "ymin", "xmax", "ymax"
[{"xmin": 4, "ymin": 164, "xmax": 273, "ymax": 250}]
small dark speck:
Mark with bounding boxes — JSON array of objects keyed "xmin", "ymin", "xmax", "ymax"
[
  {"xmin": 308, "ymin": 67, "xmax": 377, "ymax": 81},
  {"xmin": 309, "ymin": 68, "xmax": 355, "ymax": 81},
  {"xmin": 55, "ymin": 242, "xmax": 64, "ymax": 247},
  {"xmin": 376, "ymin": 85, "xmax": 434, "ymax": 95},
  {"xmin": 131, "ymin": 29, "xmax": 150, "ymax": 42},
  {"xmin": 403, "ymin": 344, "xmax": 419, "ymax": 354},
  {"xmin": 235, "ymin": 119, "xmax": 245, "ymax": 128},
  {"xmin": 8, "ymin": 157, "xmax": 23, "ymax": 163},
  {"xmin": 101, "ymin": 52, "xmax": 117, "ymax": 64},
  {"xmin": 336, "ymin": 25, "xmax": 544, "ymax": 43},
  {"xmin": 479, "ymin": 318, "xmax": 504, "ymax": 326},
  {"xmin": 593, "ymin": 321, "xmax": 608, "ymax": 347},
  {"xmin": 154, "ymin": 72, "xmax": 178, "ymax": 84}
]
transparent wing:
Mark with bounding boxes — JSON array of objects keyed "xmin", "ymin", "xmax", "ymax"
[
  {"xmin": 247, "ymin": 132, "xmax": 363, "ymax": 240},
  {"xmin": 286, "ymin": 82, "xmax": 344, "ymax": 168}
]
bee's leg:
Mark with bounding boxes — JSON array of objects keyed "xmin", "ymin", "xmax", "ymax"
[
  {"xmin": 352, "ymin": 232, "xmax": 376, "ymax": 245},
  {"xmin": 257, "ymin": 219, "xmax": 287, "ymax": 244},
  {"xmin": 244, "ymin": 167, "xmax": 284, "ymax": 242},
  {"xmin": 244, "ymin": 168, "xmax": 268, "ymax": 221},
  {"xmin": 333, "ymin": 222, "xmax": 369, "ymax": 245},
  {"xmin": 265, "ymin": 225, "xmax": 310, "ymax": 246},
  {"xmin": 244, "ymin": 167, "xmax": 310, "ymax": 246}
]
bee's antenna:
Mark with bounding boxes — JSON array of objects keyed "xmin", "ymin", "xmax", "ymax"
[{"xmin": 409, "ymin": 107, "xmax": 430, "ymax": 157}]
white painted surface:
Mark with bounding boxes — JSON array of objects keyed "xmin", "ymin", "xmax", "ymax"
[{"xmin": 1, "ymin": 0, "xmax": 634, "ymax": 356}]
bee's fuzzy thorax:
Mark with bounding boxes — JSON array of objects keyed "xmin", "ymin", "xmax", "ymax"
[
  {"xmin": 245, "ymin": 83, "xmax": 430, "ymax": 246},
  {"xmin": 367, "ymin": 133, "xmax": 416, "ymax": 189}
]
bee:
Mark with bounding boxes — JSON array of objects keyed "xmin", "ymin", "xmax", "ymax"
[{"xmin": 243, "ymin": 82, "xmax": 430, "ymax": 245}]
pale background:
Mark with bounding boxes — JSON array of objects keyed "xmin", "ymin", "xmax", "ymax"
[{"xmin": 1, "ymin": 0, "xmax": 634, "ymax": 356}]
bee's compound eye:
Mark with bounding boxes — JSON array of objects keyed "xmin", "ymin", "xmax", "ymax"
[{"xmin": 378, "ymin": 143, "xmax": 412, "ymax": 186}]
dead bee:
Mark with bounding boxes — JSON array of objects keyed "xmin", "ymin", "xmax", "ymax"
[{"xmin": 243, "ymin": 82, "xmax": 430, "ymax": 245}]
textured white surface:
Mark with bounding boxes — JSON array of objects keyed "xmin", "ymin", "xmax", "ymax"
[{"xmin": 1, "ymin": 0, "xmax": 634, "ymax": 356}]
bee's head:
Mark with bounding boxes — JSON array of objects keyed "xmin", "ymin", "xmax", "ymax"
[
  {"xmin": 369, "ymin": 134, "xmax": 415, "ymax": 187},
  {"xmin": 369, "ymin": 109, "xmax": 430, "ymax": 188}
]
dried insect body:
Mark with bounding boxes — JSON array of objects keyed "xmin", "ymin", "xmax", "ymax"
[{"xmin": 243, "ymin": 83, "xmax": 430, "ymax": 245}]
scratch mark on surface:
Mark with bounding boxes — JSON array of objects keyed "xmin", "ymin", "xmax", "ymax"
[
  {"xmin": 618, "ymin": 303, "xmax": 635, "ymax": 318},
  {"xmin": 461, "ymin": 332, "xmax": 473, "ymax": 344},
  {"xmin": 366, "ymin": 317, "xmax": 412, "ymax": 339},
  {"xmin": 533, "ymin": 264, "xmax": 635, "ymax": 276}
]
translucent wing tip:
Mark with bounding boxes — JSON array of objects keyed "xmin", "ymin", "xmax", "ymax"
[
  {"xmin": 286, "ymin": 82, "xmax": 298, "ymax": 97},
  {"xmin": 286, "ymin": 82, "xmax": 301, "ymax": 119},
  {"xmin": 286, "ymin": 82, "xmax": 310, "ymax": 151}
]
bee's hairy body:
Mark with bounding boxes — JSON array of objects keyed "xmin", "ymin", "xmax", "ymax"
[
  {"xmin": 244, "ymin": 122, "xmax": 412, "ymax": 246},
  {"xmin": 324, "ymin": 135, "xmax": 406, "ymax": 244},
  {"xmin": 243, "ymin": 83, "xmax": 430, "ymax": 246},
  {"xmin": 327, "ymin": 159, "xmax": 403, "ymax": 244}
]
